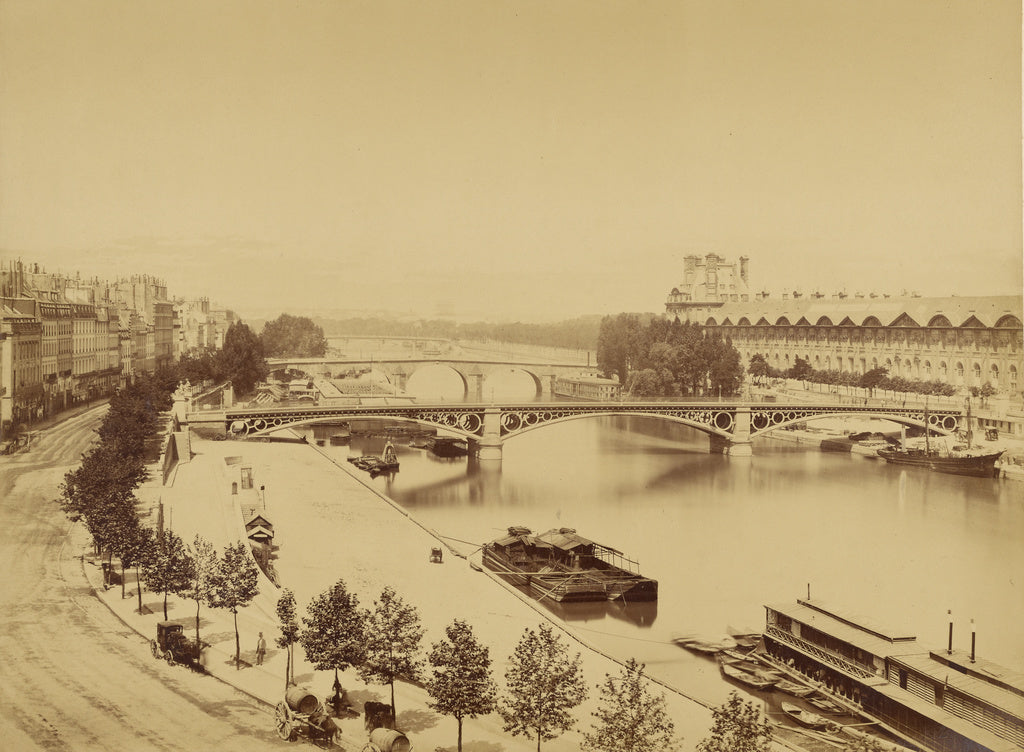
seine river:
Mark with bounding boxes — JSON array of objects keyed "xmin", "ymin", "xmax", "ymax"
[{"xmin": 304, "ymin": 414, "xmax": 1024, "ymax": 707}]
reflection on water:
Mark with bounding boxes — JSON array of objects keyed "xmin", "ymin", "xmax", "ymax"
[{"xmin": 306, "ymin": 414, "xmax": 1024, "ymax": 703}]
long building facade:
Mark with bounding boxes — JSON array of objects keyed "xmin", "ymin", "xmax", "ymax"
[
  {"xmin": 0, "ymin": 258, "xmax": 232, "ymax": 443},
  {"xmin": 666, "ymin": 254, "xmax": 1024, "ymax": 398}
]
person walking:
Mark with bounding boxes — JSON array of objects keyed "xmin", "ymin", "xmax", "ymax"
[{"xmin": 256, "ymin": 632, "xmax": 267, "ymax": 666}]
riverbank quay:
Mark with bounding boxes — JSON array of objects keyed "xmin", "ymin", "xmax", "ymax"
[{"xmin": 79, "ymin": 429, "xmax": 781, "ymax": 752}]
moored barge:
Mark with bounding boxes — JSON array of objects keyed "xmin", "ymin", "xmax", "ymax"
[
  {"xmin": 760, "ymin": 597, "xmax": 1024, "ymax": 752},
  {"xmin": 482, "ymin": 526, "xmax": 657, "ymax": 603}
]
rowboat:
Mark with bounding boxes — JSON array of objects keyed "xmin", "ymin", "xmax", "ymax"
[
  {"xmin": 718, "ymin": 657, "xmax": 777, "ymax": 690},
  {"xmin": 672, "ymin": 634, "xmax": 738, "ymax": 654},
  {"xmin": 781, "ymin": 701, "xmax": 831, "ymax": 730}
]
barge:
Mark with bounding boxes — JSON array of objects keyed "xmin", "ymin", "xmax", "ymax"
[
  {"xmin": 760, "ymin": 597, "xmax": 1024, "ymax": 752},
  {"xmin": 482, "ymin": 526, "xmax": 657, "ymax": 603}
]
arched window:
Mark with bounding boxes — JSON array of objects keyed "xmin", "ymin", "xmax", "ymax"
[
  {"xmin": 939, "ymin": 362, "xmax": 947, "ymax": 381},
  {"xmin": 973, "ymin": 363, "xmax": 982, "ymax": 384},
  {"xmin": 1011, "ymin": 365, "xmax": 1018, "ymax": 390},
  {"xmin": 956, "ymin": 362, "xmax": 964, "ymax": 382},
  {"xmin": 990, "ymin": 363, "xmax": 999, "ymax": 386},
  {"xmin": 924, "ymin": 361, "xmax": 932, "ymax": 378}
]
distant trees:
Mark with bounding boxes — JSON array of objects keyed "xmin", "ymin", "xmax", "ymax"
[
  {"xmin": 219, "ymin": 321, "xmax": 267, "ymax": 395},
  {"xmin": 499, "ymin": 624, "xmax": 588, "ymax": 751},
  {"xmin": 598, "ymin": 315, "xmax": 745, "ymax": 398},
  {"xmin": 581, "ymin": 658, "xmax": 679, "ymax": 752},
  {"xmin": 208, "ymin": 541, "xmax": 260, "ymax": 669},
  {"xmin": 260, "ymin": 314, "xmax": 328, "ymax": 358},
  {"xmin": 696, "ymin": 691, "xmax": 773, "ymax": 752},
  {"xmin": 185, "ymin": 535, "xmax": 218, "ymax": 648},
  {"xmin": 358, "ymin": 586, "xmax": 425, "ymax": 719},
  {"xmin": 426, "ymin": 619, "xmax": 497, "ymax": 752}
]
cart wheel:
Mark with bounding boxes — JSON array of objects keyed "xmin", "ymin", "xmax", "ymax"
[
  {"xmin": 275, "ymin": 702, "xmax": 294, "ymax": 741},
  {"xmin": 164, "ymin": 649, "xmax": 175, "ymax": 666},
  {"xmin": 150, "ymin": 639, "xmax": 160, "ymax": 658}
]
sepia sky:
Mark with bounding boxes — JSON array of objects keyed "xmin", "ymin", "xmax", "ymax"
[{"xmin": 1, "ymin": 0, "xmax": 1020, "ymax": 322}]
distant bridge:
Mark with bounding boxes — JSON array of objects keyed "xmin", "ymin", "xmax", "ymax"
[
  {"xmin": 181, "ymin": 398, "xmax": 962, "ymax": 460},
  {"xmin": 267, "ymin": 357, "xmax": 594, "ymax": 399}
]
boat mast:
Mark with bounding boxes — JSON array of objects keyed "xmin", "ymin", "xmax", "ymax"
[
  {"xmin": 965, "ymin": 397, "xmax": 972, "ymax": 450},
  {"xmin": 924, "ymin": 397, "xmax": 930, "ymax": 454}
]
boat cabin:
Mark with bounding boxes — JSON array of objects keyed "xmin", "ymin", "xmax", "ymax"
[
  {"xmin": 763, "ymin": 598, "xmax": 1023, "ymax": 752},
  {"xmin": 490, "ymin": 527, "xmax": 639, "ymax": 573}
]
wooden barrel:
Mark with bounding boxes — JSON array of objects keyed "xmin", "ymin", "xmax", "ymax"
[
  {"xmin": 285, "ymin": 686, "xmax": 320, "ymax": 715},
  {"xmin": 368, "ymin": 727, "xmax": 411, "ymax": 752}
]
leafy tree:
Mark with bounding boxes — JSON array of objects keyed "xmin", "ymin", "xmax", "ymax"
[
  {"xmin": 748, "ymin": 354, "xmax": 770, "ymax": 385},
  {"xmin": 704, "ymin": 333, "xmax": 744, "ymax": 397},
  {"xmin": 696, "ymin": 691, "xmax": 773, "ymax": 752},
  {"xmin": 208, "ymin": 541, "xmax": 260, "ymax": 669},
  {"xmin": 141, "ymin": 529, "xmax": 192, "ymax": 620},
  {"xmin": 219, "ymin": 321, "xmax": 268, "ymax": 396},
  {"xmin": 582, "ymin": 658, "xmax": 679, "ymax": 752},
  {"xmin": 276, "ymin": 589, "xmax": 301, "ymax": 690},
  {"xmin": 788, "ymin": 356, "xmax": 813, "ymax": 381},
  {"xmin": 626, "ymin": 368, "xmax": 667, "ymax": 399},
  {"xmin": 597, "ymin": 314, "xmax": 643, "ymax": 382},
  {"xmin": 359, "ymin": 586, "xmax": 425, "ymax": 719},
  {"xmin": 184, "ymin": 535, "xmax": 218, "ymax": 648},
  {"xmin": 859, "ymin": 367, "xmax": 888, "ymax": 396},
  {"xmin": 176, "ymin": 350, "xmax": 222, "ymax": 384},
  {"xmin": 979, "ymin": 381, "xmax": 996, "ymax": 406},
  {"xmin": 117, "ymin": 517, "xmax": 154, "ymax": 611},
  {"xmin": 500, "ymin": 624, "xmax": 588, "ymax": 752},
  {"xmin": 426, "ymin": 619, "xmax": 497, "ymax": 752},
  {"xmin": 300, "ymin": 579, "xmax": 367, "ymax": 706},
  {"xmin": 260, "ymin": 314, "xmax": 328, "ymax": 358}
]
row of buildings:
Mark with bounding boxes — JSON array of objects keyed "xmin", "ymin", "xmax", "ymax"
[
  {"xmin": 665, "ymin": 254, "xmax": 1023, "ymax": 397},
  {"xmin": 0, "ymin": 259, "xmax": 235, "ymax": 439}
]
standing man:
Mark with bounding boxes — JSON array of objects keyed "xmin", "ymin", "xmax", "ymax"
[{"xmin": 256, "ymin": 632, "xmax": 267, "ymax": 666}]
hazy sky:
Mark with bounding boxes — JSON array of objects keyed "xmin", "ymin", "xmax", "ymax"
[{"xmin": 1, "ymin": 0, "xmax": 1020, "ymax": 322}]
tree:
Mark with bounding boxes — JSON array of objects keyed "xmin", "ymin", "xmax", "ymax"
[
  {"xmin": 859, "ymin": 367, "xmax": 888, "ymax": 396},
  {"xmin": 843, "ymin": 736, "xmax": 886, "ymax": 752},
  {"xmin": 260, "ymin": 314, "xmax": 328, "ymax": 358},
  {"xmin": 141, "ymin": 529, "xmax": 192, "ymax": 620},
  {"xmin": 696, "ymin": 691, "xmax": 773, "ymax": 752},
  {"xmin": 426, "ymin": 619, "xmax": 497, "ymax": 752},
  {"xmin": 597, "ymin": 314, "xmax": 643, "ymax": 383},
  {"xmin": 208, "ymin": 541, "xmax": 260, "ymax": 669},
  {"xmin": 184, "ymin": 535, "xmax": 218, "ymax": 648},
  {"xmin": 703, "ymin": 332, "xmax": 744, "ymax": 397},
  {"xmin": 276, "ymin": 589, "xmax": 301, "ymax": 691},
  {"xmin": 219, "ymin": 321, "xmax": 267, "ymax": 395},
  {"xmin": 359, "ymin": 586, "xmax": 425, "ymax": 720},
  {"xmin": 300, "ymin": 579, "xmax": 367, "ymax": 707},
  {"xmin": 581, "ymin": 658, "xmax": 679, "ymax": 752},
  {"xmin": 748, "ymin": 354, "xmax": 770, "ymax": 385},
  {"xmin": 500, "ymin": 624, "xmax": 588, "ymax": 752},
  {"xmin": 117, "ymin": 517, "xmax": 154, "ymax": 611},
  {"xmin": 788, "ymin": 356, "xmax": 813, "ymax": 381}
]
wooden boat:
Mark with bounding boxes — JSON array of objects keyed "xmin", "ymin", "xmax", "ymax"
[
  {"xmin": 726, "ymin": 626, "xmax": 761, "ymax": 649},
  {"xmin": 773, "ymin": 678, "xmax": 816, "ymax": 698},
  {"xmin": 877, "ymin": 400, "xmax": 1002, "ymax": 477},
  {"xmin": 807, "ymin": 695, "xmax": 846, "ymax": 714},
  {"xmin": 482, "ymin": 526, "xmax": 657, "ymax": 603},
  {"xmin": 347, "ymin": 441, "xmax": 399, "ymax": 475},
  {"xmin": 672, "ymin": 634, "xmax": 738, "ymax": 654},
  {"xmin": 780, "ymin": 701, "xmax": 830, "ymax": 729},
  {"xmin": 428, "ymin": 436, "xmax": 469, "ymax": 457},
  {"xmin": 718, "ymin": 657, "xmax": 777, "ymax": 691}
]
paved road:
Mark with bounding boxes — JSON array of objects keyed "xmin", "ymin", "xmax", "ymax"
[{"xmin": 0, "ymin": 407, "xmax": 285, "ymax": 752}]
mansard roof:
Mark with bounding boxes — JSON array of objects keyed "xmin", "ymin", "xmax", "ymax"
[{"xmin": 700, "ymin": 295, "xmax": 1022, "ymax": 329}]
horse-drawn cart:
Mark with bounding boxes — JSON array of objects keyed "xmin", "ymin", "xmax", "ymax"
[
  {"xmin": 275, "ymin": 686, "xmax": 340, "ymax": 747},
  {"xmin": 151, "ymin": 621, "xmax": 204, "ymax": 670}
]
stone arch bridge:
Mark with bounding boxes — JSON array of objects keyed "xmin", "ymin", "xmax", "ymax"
[
  {"xmin": 267, "ymin": 357, "xmax": 593, "ymax": 399},
  {"xmin": 182, "ymin": 399, "xmax": 963, "ymax": 460}
]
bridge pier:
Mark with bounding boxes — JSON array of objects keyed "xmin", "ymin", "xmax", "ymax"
[
  {"xmin": 708, "ymin": 406, "xmax": 754, "ymax": 456},
  {"xmin": 473, "ymin": 407, "xmax": 504, "ymax": 463}
]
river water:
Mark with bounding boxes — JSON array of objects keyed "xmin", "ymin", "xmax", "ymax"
[{"xmin": 303, "ymin": 415, "xmax": 1024, "ymax": 708}]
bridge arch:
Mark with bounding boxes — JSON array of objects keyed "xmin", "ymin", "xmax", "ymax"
[{"xmin": 497, "ymin": 408, "xmax": 735, "ymax": 443}]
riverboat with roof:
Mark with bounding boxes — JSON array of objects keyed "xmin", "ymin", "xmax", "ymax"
[
  {"xmin": 760, "ymin": 596, "xmax": 1024, "ymax": 752},
  {"xmin": 481, "ymin": 526, "xmax": 657, "ymax": 603}
]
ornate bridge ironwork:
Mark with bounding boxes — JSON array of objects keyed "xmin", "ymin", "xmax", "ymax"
[{"xmin": 194, "ymin": 401, "xmax": 962, "ymax": 457}]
